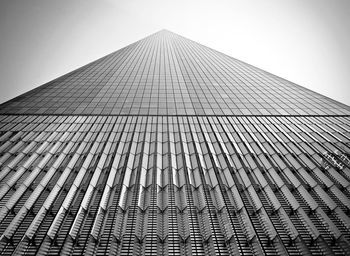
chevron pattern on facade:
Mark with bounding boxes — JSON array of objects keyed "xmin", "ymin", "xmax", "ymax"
[{"xmin": 0, "ymin": 30, "xmax": 350, "ymax": 255}]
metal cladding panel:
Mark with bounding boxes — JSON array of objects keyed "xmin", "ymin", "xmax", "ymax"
[{"xmin": 0, "ymin": 115, "xmax": 349, "ymax": 255}]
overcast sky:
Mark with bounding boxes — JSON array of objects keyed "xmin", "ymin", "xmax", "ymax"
[{"xmin": 0, "ymin": 0, "xmax": 349, "ymax": 106}]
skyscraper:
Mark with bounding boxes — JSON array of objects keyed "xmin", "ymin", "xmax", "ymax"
[{"xmin": 0, "ymin": 29, "xmax": 350, "ymax": 255}]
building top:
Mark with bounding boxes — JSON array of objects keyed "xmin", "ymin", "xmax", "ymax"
[{"xmin": 1, "ymin": 30, "xmax": 349, "ymax": 116}]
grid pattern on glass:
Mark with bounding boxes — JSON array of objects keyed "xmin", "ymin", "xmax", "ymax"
[
  {"xmin": 0, "ymin": 114, "xmax": 350, "ymax": 255},
  {"xmin": 1, "ymin": 30, "xmax": 349, "ymax": 116}
]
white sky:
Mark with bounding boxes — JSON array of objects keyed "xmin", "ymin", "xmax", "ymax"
[{"xmin": 0, "ymin": 0, "xmax": 349, "ymax": 106}]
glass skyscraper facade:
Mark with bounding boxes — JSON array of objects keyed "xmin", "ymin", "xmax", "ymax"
[{"xmin": 0, "ymin": 30, "xmax": 350, "ymax": 255}]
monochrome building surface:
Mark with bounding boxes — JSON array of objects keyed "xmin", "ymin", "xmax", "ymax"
[{"xmin": 0, "ymin": 30, "xmax": 350, "ymax": 255}]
